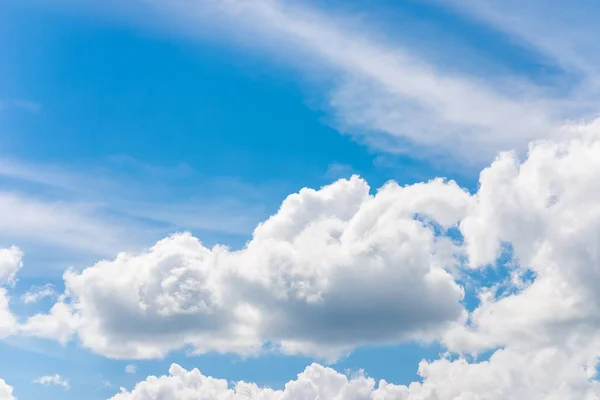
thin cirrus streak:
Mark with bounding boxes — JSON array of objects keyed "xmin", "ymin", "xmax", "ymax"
[{"xmin": 128, "ymin": 0, "xmax": 583, "ymax": 164}]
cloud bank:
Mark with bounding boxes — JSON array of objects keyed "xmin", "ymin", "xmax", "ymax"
[
  {"xmin": 0, "ymin": 120, "xmax": 596, "ymax": 399},
  {"xmin": 111, "ymin": 349, "xmax": 600, "ymax": 400},
  {"xmin": 18, "ymin": 174, "xmax": 470, "ymax": 360},
  {"xmin": 7, "ymin": 117, "xmax": 600, "ymax": 399}
]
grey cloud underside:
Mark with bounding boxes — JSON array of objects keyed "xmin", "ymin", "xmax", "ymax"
[
  {"xmin": 107, "ymin": 122, "xmax": 600, "ymax": 398},
  {"xmin": 6, "ymin": 123, "xmax": 600, "ymax": 398},
  {"xmin": 14, "ymin": 120, "xmax": 600, "ymax": 364},
  {"xmin": 28, "ymin": 176, "xmax": 468, "ymax": 360},
  {"xmin": 110, "ymin": 348, "xmax": 600, "ymax": 400}
]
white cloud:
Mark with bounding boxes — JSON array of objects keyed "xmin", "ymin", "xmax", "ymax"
[
  {"xmin": 39, "ymin": 0, "xmax": 578, "ymax": 164},
  {"xmin": 8, "ymin": 121, "xmax": 600, "ymax": 400},
  {"xmin": 0, "ymin": 191, "xmax": 143, "ymax": 257},
  {"xmin": 112, "ymin": 349, "xmax": 600, "ymax": 400},
  {"xmin": 442, "ymin": 119, "xmax": 600, "ymax": 355},
  {"xmin": 34, "ymin": 374, "xmax": 69, "ymax": 390},
  {"xmin": 0, "ymin": 247, "xmax": 23, "ymax": 286},
  {"xmin": 21, "ymin": 121, "xmax": 600, "ymax": 364},
  {"xmin": 0, "ymin": 123, "xmax": 599, "ymax": 399},
  {"xmin": 437, "ymin": 0, "xmax": 600, "ymax": 81},
  {"xmin": 0, "ymin": 247, "xmax": 22, "ymax": 338},
  {"xmin": 142, "ymin": 0, "xmax": 562, "ymax": 163},
  {"xmin": 0, "ymin": 378, "xmax": 15, "ymax": 400},
  {"xmin": 125, "ymin": 365, "xmax": 137, "ymax": 374},
  {"xmin": 4, "ymin": 115, "xmax": 600, "ymax": 398},
  {"xmin": 21, "ymin": 284, "xmax": 56, "ymax": 304},
  {"xmin": 0, "ymin": 157, "xmax": 270, "ymax": 270},
  {"xmin": 411, "ymin": 346, "xmax": 600, "ymax": 399},
  {"xmin": 19, "ymin": 299, "xmax": 80, "ymax": 345},
  {"xmin": 21, "ymin": 175, "xmax": 470, "ymax": 360},
  {"xmin": 110, "ymin": 362, "xmax": 401, "ymax": 400}
]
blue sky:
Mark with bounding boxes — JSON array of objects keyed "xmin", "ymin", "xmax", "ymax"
[{"xmin": 2, "ymin": 1, "xmax": 600, "ymax": 399}]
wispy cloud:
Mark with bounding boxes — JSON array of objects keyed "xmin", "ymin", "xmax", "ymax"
[
  {"xmin": 21, "ymin": 284, "xmax": 56, "ymax": 304},
  {"xmin": 125, "ymin": 364, "xmax": 136, "ymax": 374},
  {"xmin": 33, "ymin": 374, "xmax": 69, "ymax": 390},
  {"xmin": 19, "ymin": 0, "xmax": 592, "ymax": 165},
  {"xmin": 127, "ymin": 0, "xmax": 584, "ymax": 164},
  {"xmin": 435, "ymin": 0, "xmax": 600, "ymax": 114},
  {"xmin": 437, "ymin": 1, "xmax": 600, "ymax": 76},
  {"xmin": 0, "ymin": 191, "xmax": 143, "ymax": 257},
  {"xmin": 0, "ymin": 156, "xmax": 272, "ymax": 272}
]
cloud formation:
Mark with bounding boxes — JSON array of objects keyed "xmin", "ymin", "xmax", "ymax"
[
  {"xmin": 112, "ymin": 348, "xmax": 600, "ymax": 400},
  {"xmin": 146, "ymin": 0, "xmax": 563, "ymax": 163},
  {"xmin": 444, "ymin": 119, "xmax": 600, "ymax": 355},
  {"xmin": 0, "ymin": 379, "xmax": 15, "ymax": 400},
  {"xmin": 21, "ymin": 284, "xmax": 56, "ymax": 304},
  {"xmin": 20, "ymin": 175, "xmax": 469, "ymax": 360},
  {"xmin": 13, "ymin": 121, "xmax": 600, "ymax": 362},
  {"xmin": 33, "ymin": 374, "xmax": 70, "ymax": 390},
  {"xmin": 6, "ymin": 120, "xmax": 600, "ymax": 398},
  {"xmin": 50, "ymin": 0, "xmax": 582, "ymax": 164}
]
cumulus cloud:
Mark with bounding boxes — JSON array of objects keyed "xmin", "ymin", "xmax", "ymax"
[
  {"xmin": 0, "ymin": 247, "xmax": 22, "ymax": 338},
  {"xmin": 23, "ymin": 122, "xmax": 600, "ymax": 362},
  {"xmin": 12, "ymin": 120, "xmax": 600, "ymax": 398},
  {"xmin": 21, "ymin": 176, "xmax": 470, "ymax": 360},
  {"xmin": 0, "ymin": 378, "xmax": 15, "ymax": 400},
  {"xmin": 19, "ymin": 295, "xmax": 80, "ymax": 344},
  {"xmin": 444, "ymin": 120, "xmax": 600, "ymax": 354},
  {"xmin": 34, "ymin": 374, "xmax": 69, "ymax": 390},
  {"xmin": 112, "ymin": 347, "xmax": 600, "ymax": 400},
  {"xmin": 110, "ymin": 362, "xmax": 403, "ymax": 400}
]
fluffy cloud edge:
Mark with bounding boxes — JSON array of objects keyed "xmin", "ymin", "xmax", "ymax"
[
  {"xmin": 110, "ymin": 344, "xmax": 600, "ymax": 400},
  {"xmin": 0, "ymin": 378, "xmax": 15, "ymax": 400},
  {"xmin": 15, "ymin": 175, "xmax": 472, "ymax": 361}
]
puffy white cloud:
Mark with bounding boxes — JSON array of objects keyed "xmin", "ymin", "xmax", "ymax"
[
  {"xmin": 112, "ymin": 346, "xmax": 600, "ymax": 400},
  {"xmin": 13, "ymin": 122, "xmax": 600, "ymax": 398},
  {"xmin": 19, "ymin": 296, "xmax": 80, "ymax": 344},
  {"xmin": 0, "ymin": 378, "xmax": 15, "ymax": 400},
  {"xmin": 110, "ymin": 362, "xmax": 405, "ymax": 400},
  {"xmin": 104, "ymin": 123, "xmax": 600, "ymax": 398},
  {"xmin": 34, "ymin": 373, "xmax": 70, "ymax": 390},
  {"xmin": 446, "ymin": 121, "xmax": 600, "ymax": 354},
  {"xmin": 409, "ymin": 346, "xmax": 600, "ymax": 399},
  {"xmin": 23, "ymin": 176, "xmax": 470, "ymax": 359}
]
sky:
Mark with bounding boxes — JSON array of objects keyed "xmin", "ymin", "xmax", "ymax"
[{"xmin": 2, "ymin": 0, "xmax": 600, "ymax": 399}]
